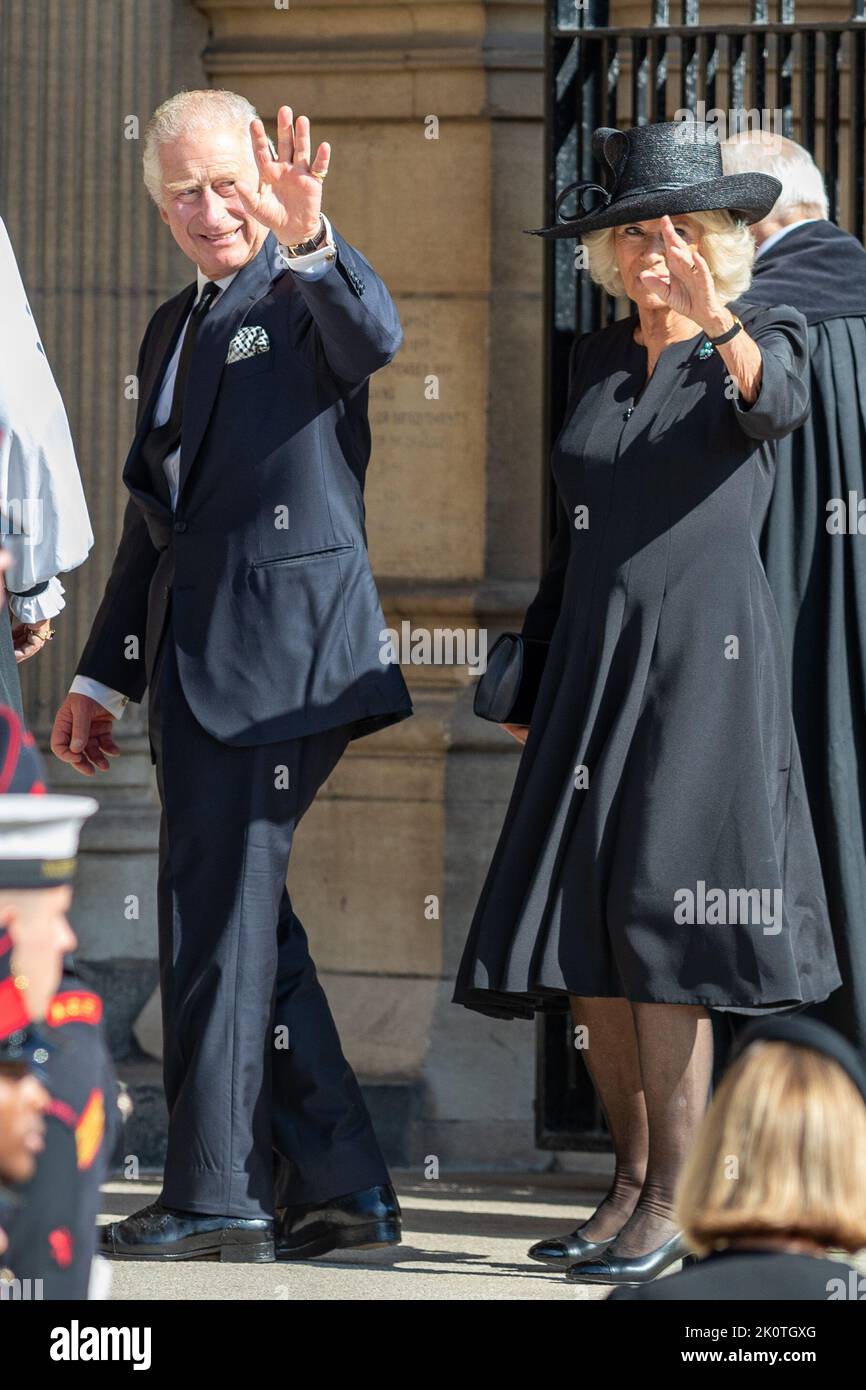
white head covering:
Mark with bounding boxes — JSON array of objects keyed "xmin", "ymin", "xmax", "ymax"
[
  {"xmin": 0, "ymin": 703, "xmax": 97, "ymax": 886},
  {"xmin": 0, "ymin": 215, "xmax": 93, "ymax": 617},
  {"xmin": 0, "ymin": 794, "xmax": 99, "ymax": 887}
]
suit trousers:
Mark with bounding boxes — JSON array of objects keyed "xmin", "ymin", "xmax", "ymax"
[{"xmin": 147, "ymin": 601, "xmax": 389, "ymax": 1219}]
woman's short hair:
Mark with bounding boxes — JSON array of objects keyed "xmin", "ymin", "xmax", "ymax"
[
  {"xmin": 582, "ymin": 209, "xmax": 756, "ymax": 302},
  {"xmin": 676, "ymin": 1040, "xmax": 866, "ymax": 1256}
]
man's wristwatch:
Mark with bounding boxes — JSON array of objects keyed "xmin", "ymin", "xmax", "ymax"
[{"xmin": 280, "ymin": 215, "xmax": 328, "ymax": 258}]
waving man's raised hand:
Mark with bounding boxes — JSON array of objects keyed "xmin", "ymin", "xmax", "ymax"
[{"xmin": 236, "ymin": 106, "xmax": 331, "ymax": 247}]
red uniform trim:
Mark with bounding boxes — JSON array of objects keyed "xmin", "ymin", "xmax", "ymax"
[
  {"xmin": 46, "ymin": 1096, "xmax": 77, "ymax": 1129},
  {"xmin": 0, "ymin": 975, "xmax": 30, "ymax": 1038}
]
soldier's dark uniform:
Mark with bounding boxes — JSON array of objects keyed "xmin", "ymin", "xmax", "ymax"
[
  {"xmin": 0, "ymin": 703, "xmax": 123, "ymax": 1299},
  {"xmin": 2, "ymin": 964, "xmax": 122, "ymax": 1298}
]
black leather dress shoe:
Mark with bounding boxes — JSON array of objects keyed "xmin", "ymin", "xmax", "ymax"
[
  {"xmin": 528, "ymin": 1229, "xmax": 618, "ymax": 1266},
  {"xmin": 98, "ymin": 1201, "xmax": 274, "ymax": 1263},
  {"xmin": 565, "ymin": 1230, "xmax": 691, "ymax": 1284},
  {"xmin": 275, "ymin": 1183, "xmax": 401, "ymax": 1260}
]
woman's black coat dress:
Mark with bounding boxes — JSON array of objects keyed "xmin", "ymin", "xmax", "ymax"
[{"xmin": 454, "ymin": 299, "xmax": 843, "ymax": 1020}]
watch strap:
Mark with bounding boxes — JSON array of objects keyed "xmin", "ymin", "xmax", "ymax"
[{"xmin": 281, "ymin": 215, "xmax": 328, "ymax": 258}]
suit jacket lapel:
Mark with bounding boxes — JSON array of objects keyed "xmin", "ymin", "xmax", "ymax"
[
  {"xmin": 177, "ymin": 232, "xmax": 280, "ymax": 501},
  {"xmin": 123, "ymin": 284, "xmax": 196, "ymax": 503}
]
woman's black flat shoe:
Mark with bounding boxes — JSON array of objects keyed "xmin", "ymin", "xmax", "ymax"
[
  {"xmin": 528, "ymin": 1229, "xmax": 617, "ymax": 1266},
  {"xmin": 565, "ymin": 1230, "xmax": 691, "ymax": 1284}
]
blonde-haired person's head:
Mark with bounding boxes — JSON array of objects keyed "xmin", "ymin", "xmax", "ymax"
[
  {"xmin": 582, "ymin": 209, "xmax": 756, "ymax": 303},
  {"xmin": 676, "ymin": 1041, "xmax": 866, "ymax": 1257}
]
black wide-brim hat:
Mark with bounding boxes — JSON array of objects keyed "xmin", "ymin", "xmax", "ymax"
[{"xmin": 527, "ymin": 120, "xmax": 782, "ymax": 238}]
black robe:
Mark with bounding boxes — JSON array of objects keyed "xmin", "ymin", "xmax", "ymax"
[{"xmin": 745, "ymin": 218, "xmax": 866, "ymax": 1062}]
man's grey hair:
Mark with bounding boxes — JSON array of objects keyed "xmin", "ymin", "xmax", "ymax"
[
  {"xmin": 142, "ymin": 89, "xmax": 259, "ymax": 208},
  {"xmin": 721, "ymin": 131, "xmax": 829, "ymax": 218}
]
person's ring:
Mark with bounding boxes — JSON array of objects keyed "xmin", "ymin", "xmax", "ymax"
[
  {"xmin": 691, "ymin": 261, "xmax": 700, "ymax": 273},
  {"xmin": 311, "ymin": 168, "xmax": 327, "ymax": 181}
]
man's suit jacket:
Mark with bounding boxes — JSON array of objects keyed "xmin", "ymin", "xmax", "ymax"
[{"xmin": 76, "ymin": 229, "xmax": 412, "ymax": 746}]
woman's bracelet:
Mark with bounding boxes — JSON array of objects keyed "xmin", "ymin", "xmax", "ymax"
[{"xmin": 708, "ymin": 314, "xmax": 744, "ymax": 347}]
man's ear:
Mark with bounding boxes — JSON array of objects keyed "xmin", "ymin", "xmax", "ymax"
[{"xmin": 159, "ymin": 205, "xmax": 169, "ymax": 225}]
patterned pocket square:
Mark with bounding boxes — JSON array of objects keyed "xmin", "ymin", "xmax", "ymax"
[{"xmin": 226, "ymin": 325, "xmax": 270, "ymax": 365}]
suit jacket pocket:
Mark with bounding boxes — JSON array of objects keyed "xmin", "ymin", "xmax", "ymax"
[
  {"xmin": 222, "ymin": 352, "xmax": 275, "ymax": 384},
  {"xmin": 243, "ymin": 544, "xmax": 361, "ymax": 721},
  {"xmin": 250, "ymin": 542, "xmax": 356, "ymax": 569}
]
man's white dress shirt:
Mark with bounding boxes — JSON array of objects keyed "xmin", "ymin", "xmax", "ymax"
[{"xmin": 70, "ymin": 219, "xmax": 337, "ymax": 717}]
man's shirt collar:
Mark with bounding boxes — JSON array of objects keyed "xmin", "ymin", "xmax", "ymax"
[
  {"xmin": 755, "ymin": 218, "xmax": 820, "ymax": 259},
  {"xmin": 195, "ymin": 265, "xmax": 239, "ymax": 300}
]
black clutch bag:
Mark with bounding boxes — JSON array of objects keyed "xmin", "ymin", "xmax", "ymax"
[{"xmin": 473, "ymin": 632, "xmax": 550, "ymax": 726}]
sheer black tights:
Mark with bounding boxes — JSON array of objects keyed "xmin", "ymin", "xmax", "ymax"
[{"xmin": 567, "ymin": 997, "xmax": 714, "ymax": 1257}]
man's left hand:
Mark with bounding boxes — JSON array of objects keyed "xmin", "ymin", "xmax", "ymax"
[
  {"xmin": 237, "ymin": 105, "xmax": 331, "ymax": 247},
  {"xmin": 12, "ymin": 619, "xmax": 53, "ymax": 663}
]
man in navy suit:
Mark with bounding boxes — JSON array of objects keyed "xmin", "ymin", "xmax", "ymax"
[{"xmin": 50, "ymin": 89, "xmax": 412, "ymax": 1262}]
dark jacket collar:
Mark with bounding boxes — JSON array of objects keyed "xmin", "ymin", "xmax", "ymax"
[{"xmin": 743, "ymin": 219, "xmax": 866, "ymax": 324}]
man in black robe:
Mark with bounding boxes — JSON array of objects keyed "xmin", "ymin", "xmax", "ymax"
[{"xmin": 722, "ymin": 131, "xmax": 866, "ymax": 1060}]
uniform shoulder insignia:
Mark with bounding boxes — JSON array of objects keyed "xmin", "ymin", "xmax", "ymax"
[{"xmin": 48, "ymin": 990, "xmax": 103, "ymax": 1028}]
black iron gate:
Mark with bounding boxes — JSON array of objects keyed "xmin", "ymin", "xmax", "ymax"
[{"xmin": 536, "ymin": 0, "xmax": 866, "ymax": 1150}]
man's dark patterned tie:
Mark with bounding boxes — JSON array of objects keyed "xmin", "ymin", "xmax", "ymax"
[{"xmin": 138, "ymin": 281, "xmax": 221, "ymax": 507}]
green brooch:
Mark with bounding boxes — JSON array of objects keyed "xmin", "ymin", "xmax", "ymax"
[{"xmin": 698, "ymin": 339, "xmax": 714, "ymax": 360}]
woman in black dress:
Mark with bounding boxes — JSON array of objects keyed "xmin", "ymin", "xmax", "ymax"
[{"xmin": 453, "ymin": 122, "xmax": 843, "ymax": 1285}]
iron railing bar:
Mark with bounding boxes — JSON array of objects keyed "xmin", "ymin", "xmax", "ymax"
[
  {"xmin": 552, "ymin": 23, "xmax": 866, "ymax": 39},
  {"xmin": 799, "ymin": 28, "xmax": 817, "ymax": 148},
  {"xmin": 825, "ymin": 30, "xmax": 842, "ymax": 224},
  {"xmin": 646, "ymin": 31, "xmax": 669, "ymax": 121},
  {"xmin": 849, "ymin": 27, "xmax": 865, "ymax": 241},
  {"xmin": 632, "ymin": 32, "xmax": 648, "ymax": 124}
]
